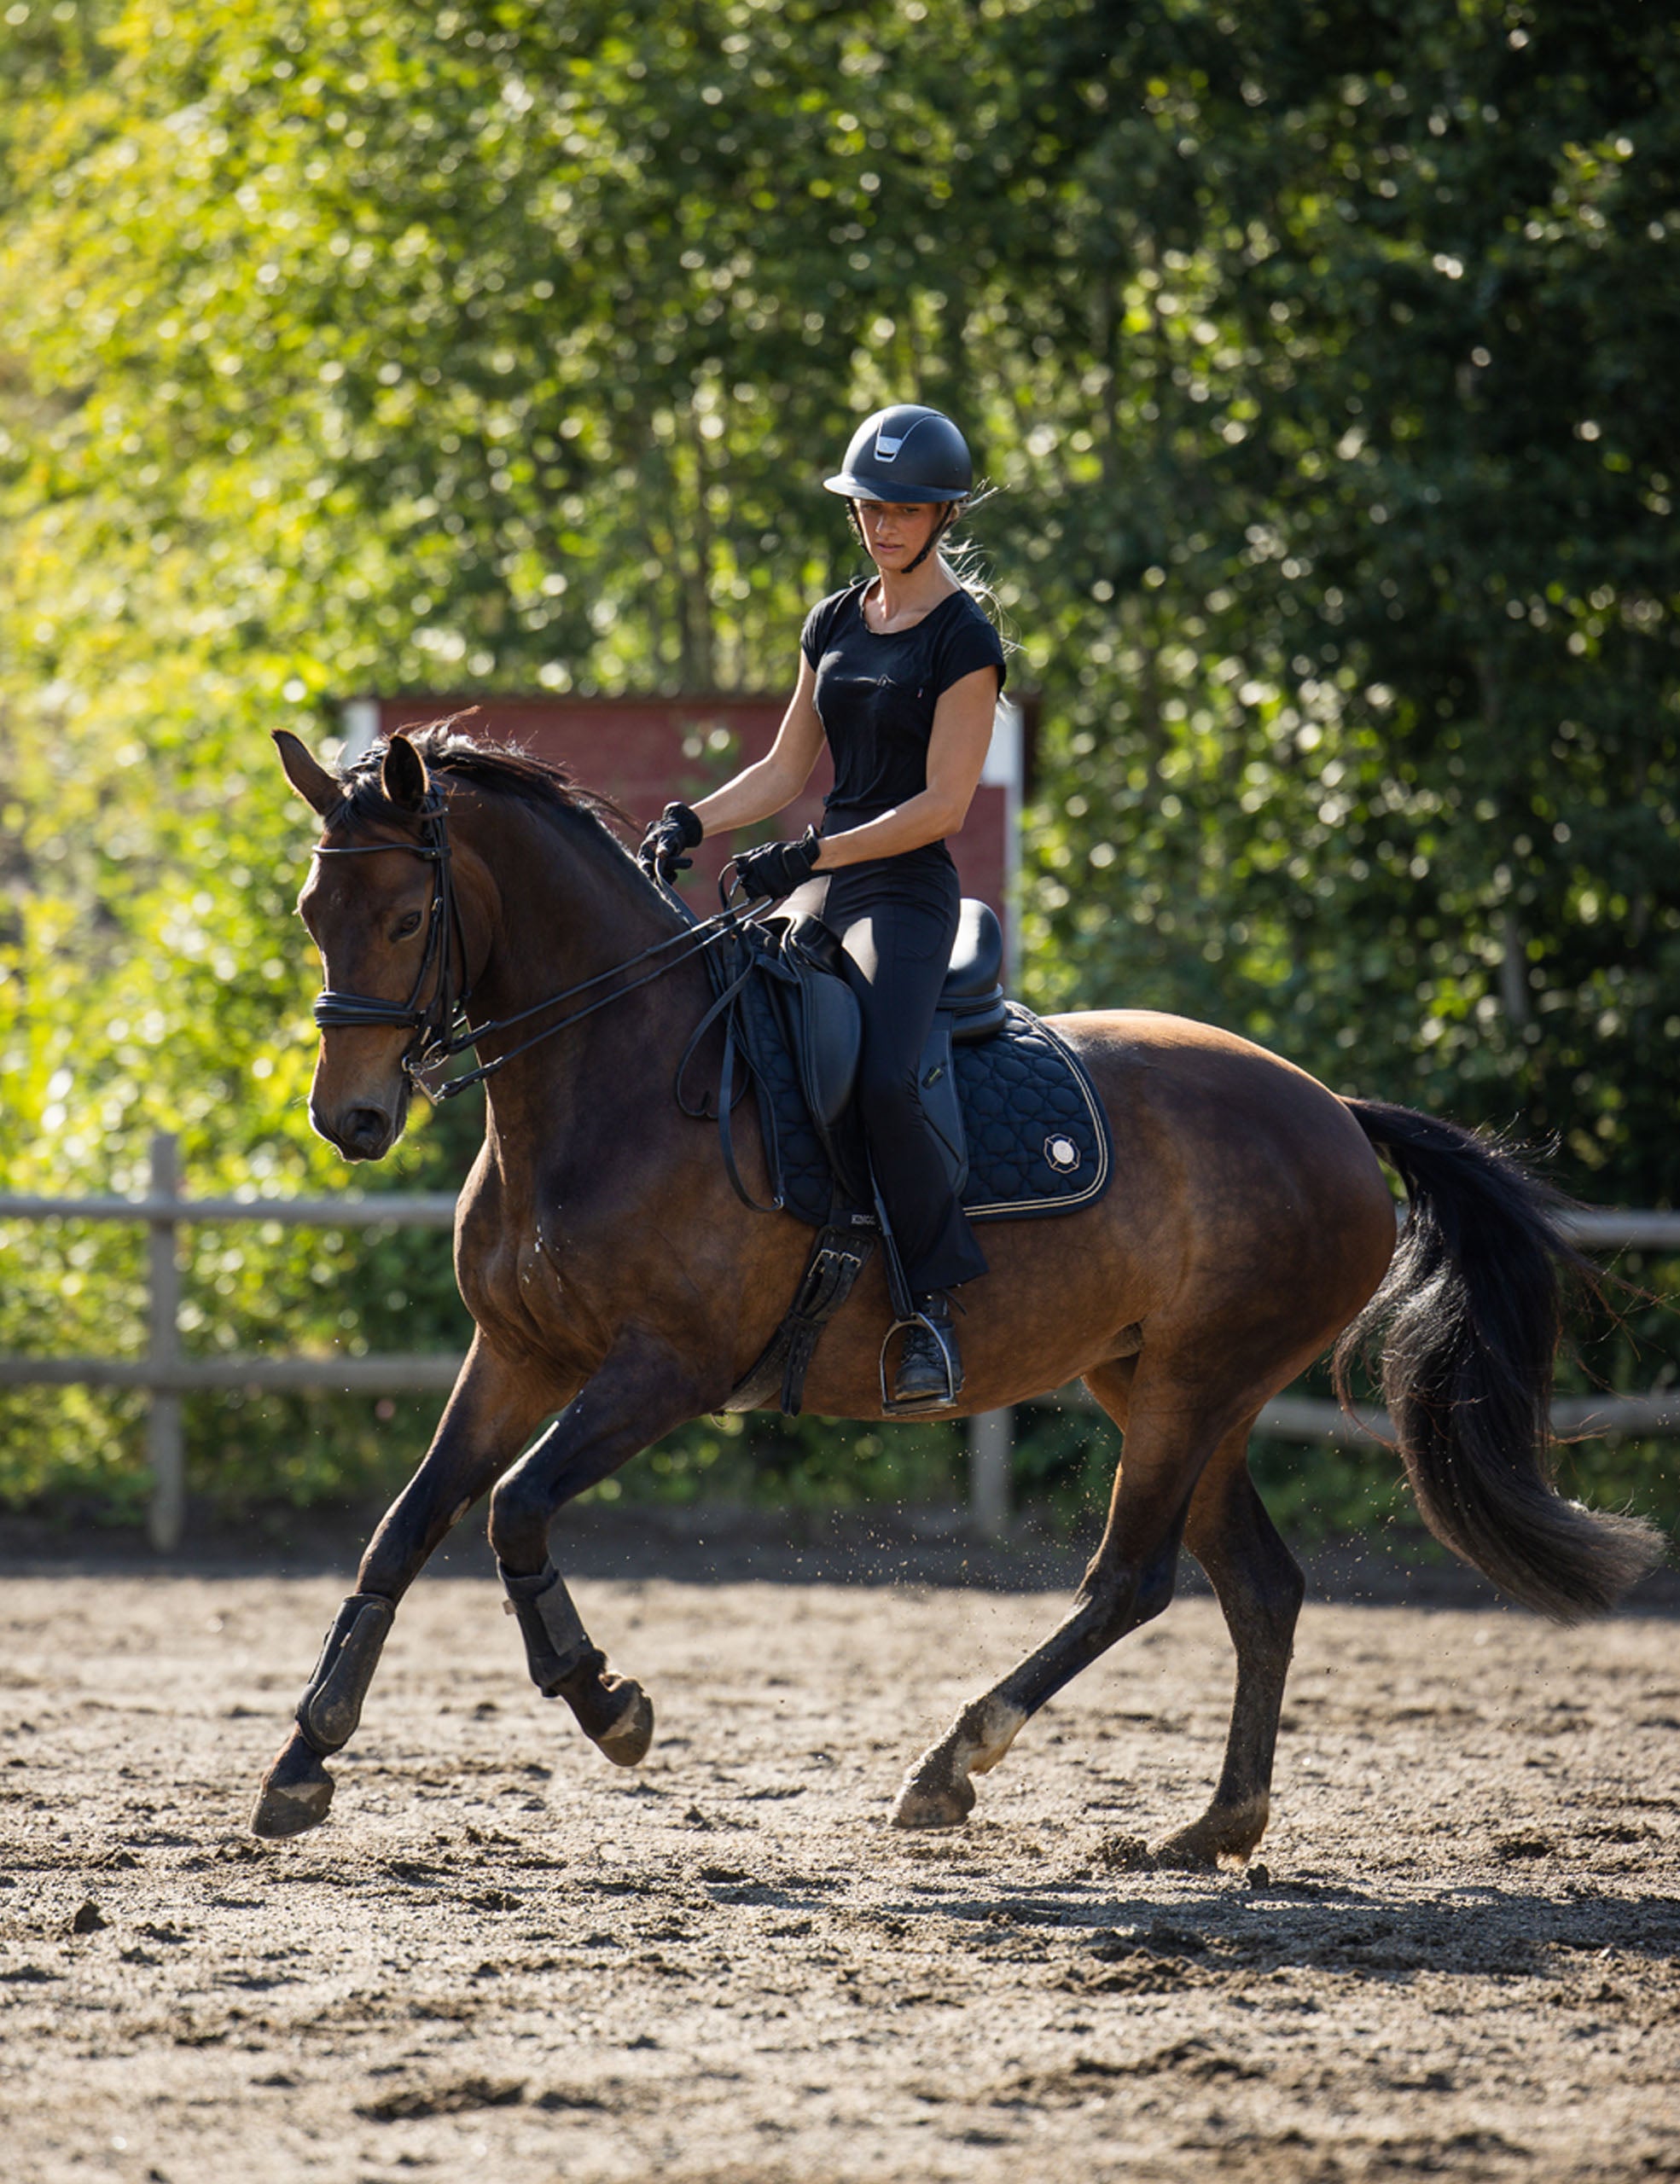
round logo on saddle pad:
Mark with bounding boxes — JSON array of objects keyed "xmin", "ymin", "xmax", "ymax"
[{"xmin": 1044, "ymin": 1134, "xmax": 1081, "ymax": 1173}]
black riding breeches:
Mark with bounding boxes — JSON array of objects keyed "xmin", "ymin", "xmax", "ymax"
[{"xmin": 785, "ymin": 857, "xmax": 989, "ymax": 1295}]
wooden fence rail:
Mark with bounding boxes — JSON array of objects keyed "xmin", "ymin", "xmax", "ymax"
[{"xmin": 3, "ymin": 1135, "xmax": 1677, "ymax": 1550}]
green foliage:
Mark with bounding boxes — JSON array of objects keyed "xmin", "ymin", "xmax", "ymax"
[
  {"xmin": 1006, "ymin": 6, "xmax": 1680, "ymax": 1201},
  {"xmin": 0, "ymin": 0, "xmax": 1674, "ymax": 1531},
  {"xmin": 594, "ymin": 1411, "xmax": 967, "ymax": 1517}
]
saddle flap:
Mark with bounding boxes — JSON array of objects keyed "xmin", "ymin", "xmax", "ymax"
[
  {"xmin": 916, "ymin": 1017, "xmax": 968, "ymax": 1199},
  {"xmin": 793, "ymin": 969, "xmax": 862, "ymax": 1129},
  {"xmin": 764, "ymin": 916, "xmax": 863, "ymax": 1131}
]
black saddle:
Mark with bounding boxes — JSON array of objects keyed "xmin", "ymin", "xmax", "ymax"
[
  {"xmin": 692, "ymin": 898, "xmax": 1110, "ymax": 1233},
  {"xmin": 761, "ymin": 897, "xmax": 1007, "ymax": 1207}
]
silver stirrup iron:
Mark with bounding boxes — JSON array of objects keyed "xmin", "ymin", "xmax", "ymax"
[{"xmin": 880, "ymin": 1306, "xmax": 961, "ymax": 1414}]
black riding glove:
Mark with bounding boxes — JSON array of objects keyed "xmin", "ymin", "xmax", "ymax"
[
  {"xmin": 637, "ymin": 800, "xmax": 704, "ymax": 883},
  {"xmin": 732, "ymin": 828, "xmax": 823, "ymax": 902}
]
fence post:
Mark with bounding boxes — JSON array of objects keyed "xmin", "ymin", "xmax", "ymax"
[
  {"xmin": 968, "ymin": 1407, "xmax": 1012, "ymax": 1541},
  {"xmin": 146, "ymin": 1131, "xmax": 184, "ymax": 1554}
]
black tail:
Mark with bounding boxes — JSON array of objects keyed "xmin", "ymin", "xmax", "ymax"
[{"xmin": 1335, "ymin": 1099, "xmax": 1665, "ymax": 1623}]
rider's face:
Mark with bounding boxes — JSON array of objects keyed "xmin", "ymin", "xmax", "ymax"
[{"xmin": 855, "ymin": 498, "xmax": 942, "ymax": 571}]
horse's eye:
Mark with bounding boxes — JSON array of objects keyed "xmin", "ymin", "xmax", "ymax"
[{"xmin": 395, "ymin": 911, "xmax": 423, "ymax": 939}]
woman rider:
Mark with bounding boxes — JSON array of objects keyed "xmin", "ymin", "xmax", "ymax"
[{"xmin": 638, "ymin": 404, "xmax": 1006, "ymax": 1408}]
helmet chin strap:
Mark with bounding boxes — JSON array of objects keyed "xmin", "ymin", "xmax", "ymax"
[
  {"xmin": 849, "ymin": 501, "xmax": 961, "ymax": 576},
  {"xmin": 902, "ymin": 505, "xmax": 958, "ymax": 573}
]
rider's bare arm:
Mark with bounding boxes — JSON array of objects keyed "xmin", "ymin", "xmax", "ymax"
[
  {"xmin": 812, "ymin": 665, "xmax": 997, "ymax": 870},
  {"xmin": 688, "ymin": 660, "xmax": 827, "ymax": 836}
]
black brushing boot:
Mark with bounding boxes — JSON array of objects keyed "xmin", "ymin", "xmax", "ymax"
[{"xmin": 892, "ymin": 1292, "xmax": 963, "ymax": 1408}]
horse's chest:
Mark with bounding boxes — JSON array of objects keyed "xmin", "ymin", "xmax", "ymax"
[
  {"xmin": 462, "ymin": 1211, "xmax": 608, "ymax": 1353},
  {"xmin": 462, "ymin": 1219, "xmax": 559, "ymax": 1326}
]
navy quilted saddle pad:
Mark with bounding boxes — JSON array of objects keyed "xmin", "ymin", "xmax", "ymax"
[
  {"xmin": 743, "ymin": 985, "xmax": 1114, "ymax": 1232},
  {"xmin": 955, "ymin": 1003, "xmax": 1113, "ymax": 1220}
]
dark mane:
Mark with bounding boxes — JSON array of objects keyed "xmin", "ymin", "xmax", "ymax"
[{"xmin": 329, "ymin": 716, "xmax": 630, "ymax": 838}]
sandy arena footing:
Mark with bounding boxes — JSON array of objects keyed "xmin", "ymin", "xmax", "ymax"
[{"xmin": 1, "ymin": 1566, "xmax": 1677, "ymax": 2183}]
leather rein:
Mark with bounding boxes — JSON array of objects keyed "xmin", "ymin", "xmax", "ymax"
[{"xmin": 310, "ymin": 791, "xmax": 747, "ymax": 1103}]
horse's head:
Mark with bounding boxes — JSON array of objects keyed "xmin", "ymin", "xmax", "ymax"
[{"xmin": 276, "ymin": 728, "xmax": 459, "ymax": 1161}]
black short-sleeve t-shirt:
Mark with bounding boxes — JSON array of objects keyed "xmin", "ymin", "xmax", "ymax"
[{"xmin": 799, "ymin": 582, "xmax": 1006, "ymax": 842}]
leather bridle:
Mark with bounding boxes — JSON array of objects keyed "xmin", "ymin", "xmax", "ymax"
[
  {"xmin": 308, "ymin": 791, "xmax": 747, "ymax": 1103},
  {"xmin": 311, "ymin": 791, "xmax": 466, "ymax": 1077}
]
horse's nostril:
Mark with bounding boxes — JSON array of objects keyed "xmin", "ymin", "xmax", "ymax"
[{"xmin": 343, "ymin": 1107, "xmax": 391, "ymax": 1156}]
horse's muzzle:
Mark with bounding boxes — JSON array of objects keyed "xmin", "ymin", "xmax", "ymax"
[{"xmin": 312, "ymin": 1098, "xmax": 403, "ymax": 1162}]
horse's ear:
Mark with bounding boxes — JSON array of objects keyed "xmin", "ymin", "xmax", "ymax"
[
  {"xmin": 381, "ymin": 732, "xmax": 431, "ymax": 812},
  {"xmin": 272, "ymin": 729, "xmax": 340, "ymax": 817}
]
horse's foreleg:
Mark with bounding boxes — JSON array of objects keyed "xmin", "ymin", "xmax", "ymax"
[
  {"xmin": 486, "ymin": 1334, "xmax": 705, "ymax": 1770},
  {"xmin": 250, "ymin": 1339, "xmax": 570, "ymax": 1838},
  {"xmin": 892, "ymin": 1363, "xmax": 1218, "ymax": 1830},
  {"xmin": 1154, "ymin": 1427, "xmax": 1304, "ymax": 1869}
]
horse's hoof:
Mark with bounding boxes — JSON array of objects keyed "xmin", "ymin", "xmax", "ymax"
[
  {"xmin": 1149, "ymin": 1829, "xmax": 1219, "ymax": 1872},
  {"xmin": 889, "ymin": 1768, "xmax": 975, "ymax": 1830},
  {"xmin": 250, "ymin": 1736, "xmax": 335, "ymax": 1839},
  {"xmin": 593, "ymin": 1682, "xmax": 654, "ymax": 1768},
  {"xmin": 1152, "ymin": 1797, "xmax": 1269, "ymax": 1871}
]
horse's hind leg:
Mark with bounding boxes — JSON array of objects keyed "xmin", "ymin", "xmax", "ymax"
[
  {"xmin": 891, "ymin": 1361, "xmax": 1221, "ymax": 1830},
  {"xmin": 486, "ymin": 1333, "xmax": 708, "ymax": 1771},
  {"xmin": 1154, "ymin": 1420, "xmax": 1305, "ymax": 1869},
  {"xmin": 251, "ymin": 1342, "xmax": 568, "ymax": 1839}
]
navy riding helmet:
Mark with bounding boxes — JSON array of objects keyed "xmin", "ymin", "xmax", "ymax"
[{"xmin": 824, "ymin": 404, "xmax": 974, "ymax": 504}]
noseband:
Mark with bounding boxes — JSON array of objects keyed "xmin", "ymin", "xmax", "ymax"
[{"xmin": 308, "ymin": 790, "xmax": 746, "ymax": 1101}]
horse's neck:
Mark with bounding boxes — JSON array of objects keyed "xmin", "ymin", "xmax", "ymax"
[{"xmin": 459, "ymin": 793, "xmax": 699, "ymax": 1130}]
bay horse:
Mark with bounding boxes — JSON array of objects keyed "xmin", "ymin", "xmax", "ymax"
[{"xmin": 252, "ymin": 723, "xmax": 1661, "ymax": 1856}]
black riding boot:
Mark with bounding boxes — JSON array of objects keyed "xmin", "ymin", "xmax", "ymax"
[{"xmin": 892, "ymin": 1292, "xmax": 963, "ymax": 1407}]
